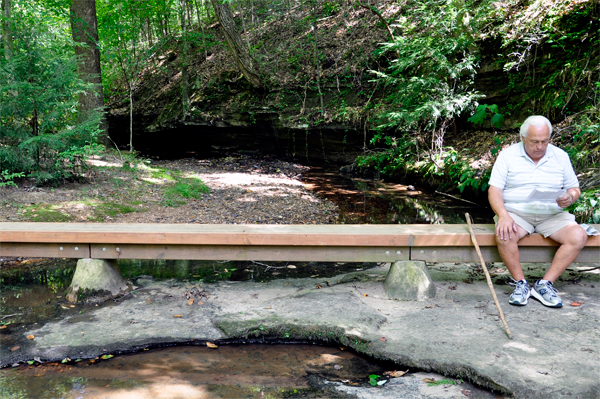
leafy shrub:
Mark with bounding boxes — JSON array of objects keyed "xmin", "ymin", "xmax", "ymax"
[
  {"xmin": 369, "ymin": 0, "xmax": 483, "ymax": 154},
  {"xmin": 0, "ymin": 4, "xmax": 103, "ymax": 186}
]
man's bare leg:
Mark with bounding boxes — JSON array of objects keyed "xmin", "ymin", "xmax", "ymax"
[
  {"xmin": 544, "ymin": 224, "xmax": 588, "ymax": 283},
  {"xmin": 495, "ymin": 225, "xmax": 529, "ymax": 280}
]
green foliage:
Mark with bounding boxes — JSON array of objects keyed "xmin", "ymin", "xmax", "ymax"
[
  {"xmin": 427, "ymin": 378, "xmax": 463, "ymax": 386},
  {"xmin": 563, "ymin": 112, "xmax": 600, "ymax": 171},
  {"xmin": 467, "ymin": 104, "xmax": 504, "ymax": 129},
  {"xmin": 163, "ymin": 177, "xmax": 210, "ymax": 207},
  {"xmin": 0, "ymin": 171, "xmax": 25, "ymax": 188},
  {"xmin": 0, "ymin": 0, "xmax": 104, "ymax": 186},
  {"xmin": 494, "ymin": 0, "xmax": 599, "ymax": 118},
  {"xmin": 91, "ymin": 202, "xmax": 140, "ymax": 222},
  {"xmin": 368, "ymin": 374, "xmax": 381, "ymax": 386},
  {"xmin": 567, "ymin": 189, "xmax": 600, "ymax": 224},
  {"xmin": 370, "ymin": 0, "xmax": 483, "ymax": 146},
  {"xmin": 21, "ymin": 203, "xmax": 73, "ymax": 222},
  {"xmin": 444, "ymin": 149, "xmax": 490, "ymax": 193}
]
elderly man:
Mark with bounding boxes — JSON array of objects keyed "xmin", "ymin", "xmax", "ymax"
[{"xmin": 488, "ymin": 115, "xmax": 588, "ymax": 307}]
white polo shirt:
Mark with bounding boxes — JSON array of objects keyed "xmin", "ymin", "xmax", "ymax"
[{"xmin": 489, "ymin": 142, "xmax": 579, "ymax": 214}]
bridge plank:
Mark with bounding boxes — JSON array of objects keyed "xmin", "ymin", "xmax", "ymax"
[
  {"xmin": 3, "ymin": 222, "xmax": 598, "ymax": 247},
  {"xmin": 89, "ymin": 244, "xmax": 411, "ymax": 262},
  {"xmin": 1, "ymin": 223, "xmax": 598, "ymax": 262}
]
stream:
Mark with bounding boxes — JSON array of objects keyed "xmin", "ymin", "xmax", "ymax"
[{"xmin": 303, "ymin": 166, "xmax": 493, "ymax": 224}]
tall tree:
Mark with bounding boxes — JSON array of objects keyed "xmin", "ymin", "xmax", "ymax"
[
  {"xmin": 1, "ymin": 0, "xmax": 12, "ymax": 59},
  {"xmin": 179, "ymin": 0, "xmax": 190, "ymax": 120},
  {"xmin": 210, "ymin": 0, "xmax": 261, "ymax": 88},
  {"xmin": 70, "ymin": 0, "xmax": 108, "ymax": 144}
]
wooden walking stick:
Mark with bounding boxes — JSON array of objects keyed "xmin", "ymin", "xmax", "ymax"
[{"xmin": 465, "ymin": 213, "xmax": 512, "ymax": 339}]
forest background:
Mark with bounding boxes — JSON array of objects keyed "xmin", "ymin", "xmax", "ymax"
[{"xmin": 0, "ymin": 0, "xmax": 598, "ymax": 223}]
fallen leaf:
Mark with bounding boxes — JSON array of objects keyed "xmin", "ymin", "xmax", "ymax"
[
  {"xmin": 206, "ymin": 342, "xmax": 218, "ymax": 349},
  {"xmin": 10, "ymin": 346, "xmax": 20, "ymax": 352},
  {"xmin": 287, "ymin": 265, "xmax": 296, "ymax": 269},
  {"xmin": 339, "ymin": 347, "xmax": 346, "ymax": 350},
  {"xmin": 570, "ymin": 302, "xmax": 582, "ymax": 307},
  {"xmin": 448, "ymin": 285, "xmax": 457, "ymax": 290},
  {"xmin": 316, "ymin": 284, "xmax": 322, "ymax": 289},
  {"xmin": 461, "ymin": 389, "xmax": 471, "ymax": 396},
  {"xmin": 310, "ymin": 274, "xmax": 319, "ymax": 277},
  {"xmin": 423, "ymin": 378, "xmax": 437, "ymax": 383},
  {"xmin": 173, "ymin": 314, "xmax": 182, "ymax": 318},
  {"xmin": 384, "ymin": 370, "xmax": 409, "ymax": 378},
  {"xmin": 101, "ymin": 354, "xmax": 114, "ymax": 360},
  {"xmin": 425, "ymin": 305, "xmax": 435, "ymax": 309},
  {"xmin": 363, "ymin": 294, "xmax": 368, "ymax": 297},
  {"xmin": 27, "ymin": 335, "xmax": 35, "ymax": 340},
  {"xmin": 349, "ymin": 382, "xmax": 359, "ymax": 385},
  {"xmin": 146, "ymin": 299, "xmax": 151, "ymax": 303},
  {"xmin": 187, "ymin": 298, "xmax": 195, "ymax": 306},
  {"xmin": 0, "ymin": 325, "xmax": 7, "ymax": 329},
  {"xmin": 197, "ymin": 301, "xmax": 205, "ymax": 306},
  {"xmin": 68, "ymin": 305, "xmax": 75, "ymax": 308},
  {"xmin": 379, "ymin": 337, "xmax": 386, "ymax": 341}
]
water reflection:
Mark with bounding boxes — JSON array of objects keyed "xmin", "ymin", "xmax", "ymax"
[
  {"xmin": 303, "ymin": 167, "xmax": 494, "ymax": 224},
  {"xmin": 0, "ymin": 344, "xmax": 394, "ymax": 399}
]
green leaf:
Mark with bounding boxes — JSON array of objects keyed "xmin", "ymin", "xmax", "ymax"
[
  {"xmin": 467, "ymin": 108, "xmax": 486, "ymax": 124},
  {"xmin": 369, "ymin": 374, "xmax": 381, "ymax": 386},
  {"xmin": 491, "ymin": 113, "xmax": 505, "ymax": 128}
]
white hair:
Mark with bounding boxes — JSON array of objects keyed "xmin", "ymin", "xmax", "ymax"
[{"xmin": 520, "ymin": 115, "xmax": 553, "ymax": 139}]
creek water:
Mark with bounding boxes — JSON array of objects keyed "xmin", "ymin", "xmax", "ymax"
[
  {"xmin": 0, "ymin": 344, "xmax": 396, "ymax": 398},
  {"xmin": 303, "ymin": 166, "xmax": 494, "ymax": 224}
]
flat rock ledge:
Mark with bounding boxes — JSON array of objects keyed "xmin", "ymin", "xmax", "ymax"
[{"xmin": 2, "ymin": 264, "xmax": 599, "ymax": 399}]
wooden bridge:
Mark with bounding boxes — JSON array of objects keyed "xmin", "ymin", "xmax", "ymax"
[{"xmin": 1, "ymin": 223, "xmax": 598, "ymax": 263}]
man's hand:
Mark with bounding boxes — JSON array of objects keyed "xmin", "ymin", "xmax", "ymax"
[
  {"xmin": 495, "ymin": 214, "xmax": 518, "ymax": 241},
  {"xmin": 556, "ymin": 192, "xmax": 573, "ymax": 209}
]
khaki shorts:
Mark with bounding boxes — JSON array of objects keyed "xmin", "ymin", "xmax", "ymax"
[{"xmin": 493, "ymin": 210, "xmax": 577, "ymax": 238}]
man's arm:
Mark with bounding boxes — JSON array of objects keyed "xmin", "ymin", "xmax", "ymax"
[
  {"xmin": 557, "ymin": 187, "xmax": 581, "ymax": 209},
  {"xmin": 488, "ymin": 185, "xmax": 518, "ymax": 241}
]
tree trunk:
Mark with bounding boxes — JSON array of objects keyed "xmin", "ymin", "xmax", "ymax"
[
  {"xmin": 210, "ymin": 0, "xmax": 262, "ymax": 88},
  {"xmin": 129, "ymin": 86, "xmax": 133, "ymax": 152},
  {"xmin": 69, "ymin": 0, "xmax": 109, "ymax": 145},
  {"xmin": 179, "ymin": 0, "xmax": 190, "ymax": 120},
  {"xmin": 2, "ymin": 0, "xmax": 13, "ymax": 59}
]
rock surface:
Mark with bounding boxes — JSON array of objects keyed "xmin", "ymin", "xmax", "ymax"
[
  {"xmin": 66, "ymin": 259, "xmax": 128, "ymax": 302},
  {"xmin": 383, "ymin": 261, "xmax": 436, "ymax": 300},
  {"xmin": 2, "ymin": 263, "xmax": 599, "ymax": 398}
]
